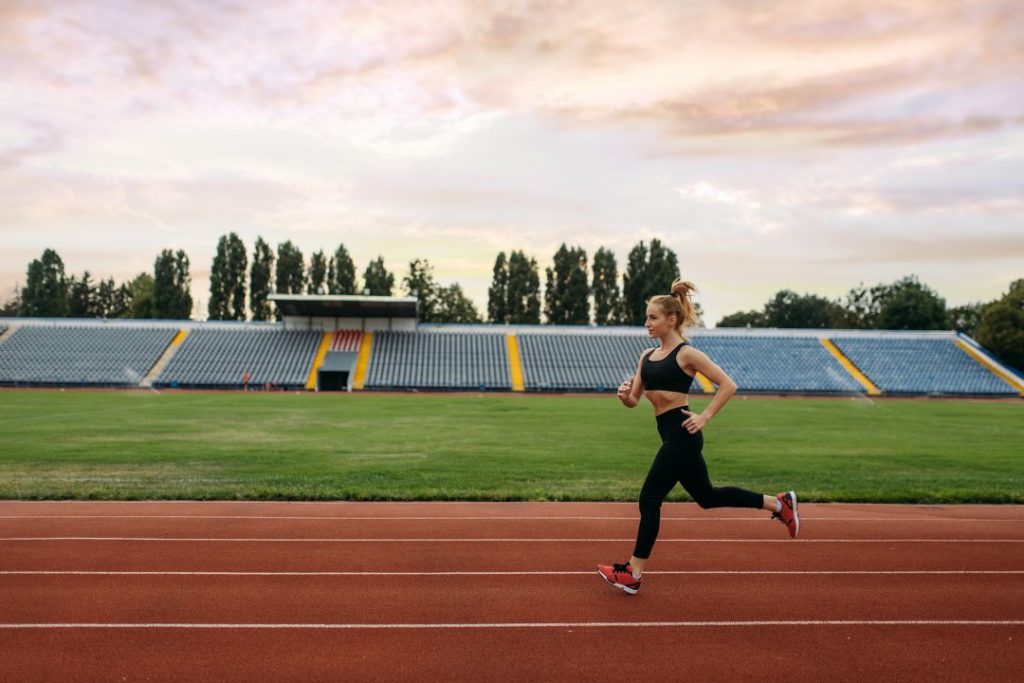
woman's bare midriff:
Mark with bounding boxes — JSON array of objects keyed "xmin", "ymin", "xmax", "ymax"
[{"xmin": 646, "ymin": 389, "xmax": 691, "ymax": 416}]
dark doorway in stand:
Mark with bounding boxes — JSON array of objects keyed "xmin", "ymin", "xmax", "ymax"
[{"xmin": 318, "ymin": 370, "xmax": 350, "ymax": 392}]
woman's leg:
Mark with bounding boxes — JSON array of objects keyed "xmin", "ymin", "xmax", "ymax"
[
  {"xmin": 679, "ymin": 443, "xmax": 765, "ymax": 510},
  {"xmin": 629, "ymin": 439, "xmax": 686, "ymax": 575}
]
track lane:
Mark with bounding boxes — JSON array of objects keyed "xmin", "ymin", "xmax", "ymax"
[
  {"xmin": 1, "ymin": 624, "xmax": 1022, "ymax": 683},
  {"xmin": 3, "ymin": 573, "xmax": 1022, "ymax": 624},
  {"xmin": 1, "ymin": 538, "xmax": 1022, "ymax": 572},
  {"xmin": 2, "ymin": 514, "xmax": 1022, "ymax": 539}
]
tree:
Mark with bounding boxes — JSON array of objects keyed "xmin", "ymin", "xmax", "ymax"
[
  {"xmin": 487, "ymin": 252, "xmax": 509, "ymax": 323},
  {"xmin": 328, "ymin": 244, "xmax": 357, "ymax": 294},
  {"xmin": 174, "ymin": 251, "xmax": 193, "ymax": 318},
  {"xmin": 566, "ymin": 244, "xmax": 590, "ymax": 324},
  {"xmin": 717, "ymin": 310, "xmax": 767, "ymax": 328},
  {"xmin": 591, "ymin": 246, "xmax": 621, "ymax": 325},
  {"xmin": 973, "ymin": 279, "xmax": 1024, "ymax": 371},
  {"xmin": 506, "ymin": 250, "xmax": 541, "ymax": 324},
  {"xmin": 434, "ymin": 283, "xmax": 482, "ymax": 323},
  {"xmin": 763, "ymin": 289, "xmax": 841, "ymax": 328},
  {"xmin": 275, "ymin": 241, "xmax": 305, "ymax": 295},
  {"xmin": 94, "ymin": 277, "xmax": 131, "ymax": 319},
  {"xmin": 876, "ymin": 275, "xmax": 947, "ymax": 330},
  {"xmin": 127, "ymin": 272, "xmax": 155, "ymax": 319},
  {"xmin": 402, "ymin": 258, "xmax": 439, "ymax": 321},
  {"xmin": 19, "ymin": 260, "xmax": 44, "ymax": 317},
  {"xmin": 152, "ymin": 249, "xmax": 192, "ymax": 319},
  {"xmin": 691, "ymin": 301, "xmax": 706, "ymax": 328},
  {"xmin": 544, "ymin": 244, "xmax": 589, "ymax": 324},
  {"xmin": 228, "ymin": 235, "xmax": 247, "ymax": 320},
  {"xmin": 544, "ymin": 252, "xmax": 560, "ymax": 323},
  {"xmin": 250, "ymin": 237, "xmax": 274, "ymax": 321},
  {"xmin": 835, "ymin": 276, "xmax": 948, "ymax": 330},
  {"xmin": 621, "ymin": 241, "xmax": 648, "ymax": 326},
  {"xmin": 646, "ymin": 239, "xmax": 680, "ymax": 297},
  {"xmin": 208, "ymin": 232, "xmax": 247, "ymax": 321},
  {"xmin": 20, "ymin": 249, "xmax": 69, "ymax": 317},
  {"xmin": 40, "ymin": 249, "xmax": 70, "ymax": 317},
  {"xmin": 95, "ymin": 277, "xmax": 116, "ymax": 318},
  {"xmin": 836, "ymin": 281, "xmax": 888, "ymax": 329},
  {"xmin": 153, "ymin": 251, "xmax": 175, "ymax": 318},
  {"xmin": 208, "ymin": 235, "xmax": 231, "ymax": 320},
  {"xmin": 113, "ymin": 282, "xmax": 132, "ymax": 318},
  {"xmin": 948, "ymin": 302, "xmax": 985, "ymax": 336},
  {"xmin": 308, "ymin": 250, "xmax": 327, "ymax": 295},
  {"xmin": 621, "ymin": 239, "xmax": 680, "ymax": 325},
  {"xmin": 1, "ymin": 285, "xmax": 21, "ymax": 316},
  {"xmin": 68, "ymin": 271, "xmax": 98, "ymax": 318},
  {"xmin": 362, "ymin": 256, "xmax": 394, "ymax": 295}
]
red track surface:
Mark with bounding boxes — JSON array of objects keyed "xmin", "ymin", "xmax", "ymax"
[{"xmin": 1, "ymin": 501, "xmax": 1022, "ymax": 682}]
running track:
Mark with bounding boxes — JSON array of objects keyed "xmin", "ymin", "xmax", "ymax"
[{"xmin": 1, "ymin": 501, "xmax": 1022, "ymax": 682}]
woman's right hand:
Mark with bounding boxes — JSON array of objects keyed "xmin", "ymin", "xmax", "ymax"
[{"xmin": 617, "ymin": 378, "xmax": 633, "ymax": 403}]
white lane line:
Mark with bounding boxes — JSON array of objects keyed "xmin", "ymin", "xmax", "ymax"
[
  {"xmin": 1, "ymin": 570, "xmax": 1021, "ymax": 576},
  {"xmin": 1, "ymin": 537, "xmax": 1021, "ymax": 543},
  {"xmin": 1, "ymin": 620, "xmax": 1022, "ymax": 630},
  {"xmin": 0, "ymin": 515, "xmax": 1019, "ymax": 522}
]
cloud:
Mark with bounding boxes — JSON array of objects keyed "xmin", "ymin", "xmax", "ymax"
[
  {"xmin": 794, "ymin": 225, "xmax": 1024, "ymax": 266},
  {"xmin": 0, "ymin": 119, "xmax": 63, "ymax": 168},
  {"xmin": 1, "ymin": 0, "xmax": 1022, "ymax": 323}
]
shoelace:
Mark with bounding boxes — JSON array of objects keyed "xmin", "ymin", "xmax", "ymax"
[
  {"xmin": 770, "ymin": 511, "xmax": 783, "ymax": 522},
  {"xmin": 612, "ymin": 562, "xmax": 631, "ymax": 574}
]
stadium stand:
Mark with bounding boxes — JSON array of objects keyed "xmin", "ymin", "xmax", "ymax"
[
  {"xmin": 517, "ymin": 333, "xmax": 683, "ymax": 392},
  {"xmin": 832, "ymin": 336, "xmax": 1018, "ymax": 395},
  {"xmin": 0, "ymin": 325, "xmax": 176, "ymax": 386},
  {"xmin": 692, "ymin": 335, "xmax": 865, "ymax": 393},
  {"xmin": 154, "ymin": 328, "xmax": 322, "ymax": 389},
  {"xmin": 0, "ymin": 316, "xmax": 1017, "ymax": 396},
  {"xmin": 365, "ymin": 331, "xmax": 510, "ymax": 390},
  {"xmin": 517, "ymin": 333, "xmax": 866, "ymax": 393}
]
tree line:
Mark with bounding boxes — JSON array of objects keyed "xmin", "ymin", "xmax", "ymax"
[
  {"xmin": 3, "ymin": 239, "xmax": 1020, "ymax": 371},
  {"xmin": 11, "ymin": 248, "xmax": 192, "ymax": 320},
  {"xmin": 717, "ymin": 276, "xmax": 1023, "ymax": 371},
  {"xmin": 4, "ymin": 236, "xmax": 690, "ymax": 327}
]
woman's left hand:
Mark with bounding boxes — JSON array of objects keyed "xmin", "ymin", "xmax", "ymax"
[{"xmin": 680, "ymin": 409, "xmax": 707, "ymax": 434}]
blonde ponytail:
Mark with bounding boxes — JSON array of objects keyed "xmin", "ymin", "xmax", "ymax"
[{"xmin": 648, "ymin": 278, "xmax": 699, "ymax": 337}]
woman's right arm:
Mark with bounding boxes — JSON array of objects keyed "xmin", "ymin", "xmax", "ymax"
[{"xmin": 617, "ymin": 350, "xmax": 648, "ymax": 408}]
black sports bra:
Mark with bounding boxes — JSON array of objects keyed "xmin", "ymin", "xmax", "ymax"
[{"xmin": 640, "ymin": 341, "xmax": 694, "ymax": 394}]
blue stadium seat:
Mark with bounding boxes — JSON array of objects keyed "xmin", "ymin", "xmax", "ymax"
[
  {"xmin": 832, "ymin": 337, "xmax": 1017, "ymax": 395},
  {"xmin": 365, "ymin": 331, "xmax": 510, "ymax": 390},
  {"xmin": 0, "ymin": 325, "xmax": 176, "ymax": 386},
  {"xmin": 517, "ymin": 334, "xmax": 683, "ymax": 392},
  {"xmin": 691, "ymin": 336, "xmax": 863, "ymax": 393},
  {"xmin": 154, "ymin": 328, "xmax": 321, "ymax": 389}
]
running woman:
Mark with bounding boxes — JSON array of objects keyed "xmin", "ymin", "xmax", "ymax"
[{"xmin": 597, "ymin": 279, "xmax": 799, "ymax": 595}]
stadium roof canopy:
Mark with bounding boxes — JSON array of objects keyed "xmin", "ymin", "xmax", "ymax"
[{"xmin": 269, "ymin": 294, "xmax": 418, "ymax": 319}]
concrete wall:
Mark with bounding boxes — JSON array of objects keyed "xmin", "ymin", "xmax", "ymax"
[{"xmin": 281, "ymin": 316, "xmax": 416, "ymax": 332}]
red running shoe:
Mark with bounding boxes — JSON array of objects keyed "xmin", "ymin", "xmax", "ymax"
[
  {"xmin": 597, "ymin": 562, "xmax": 641, "ymax": 594},
  {"xmin": 772, "ymin": 491, "xmax": 799, "ymax": 538}
]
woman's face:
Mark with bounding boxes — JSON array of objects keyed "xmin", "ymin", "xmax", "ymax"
[{"xmin": 645, "ymin": 305, "xmax": 677, "ymax": 338}]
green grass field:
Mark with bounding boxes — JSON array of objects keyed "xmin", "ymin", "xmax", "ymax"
[{"xmin": 0, "ymin": 390, "xmax": 1021, "ymax": 503}]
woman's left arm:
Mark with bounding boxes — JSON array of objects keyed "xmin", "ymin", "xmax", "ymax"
[{"xmin": 679, "ymin": 347, "xmax": 737, "ymax": 434}]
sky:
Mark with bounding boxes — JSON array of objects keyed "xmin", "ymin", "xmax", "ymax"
[{"xmin": 1, "ymin": 0, "xmax": 1022, "ymax": 325}]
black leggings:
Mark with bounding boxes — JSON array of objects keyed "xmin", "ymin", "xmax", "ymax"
[{"xmin": 633, "ymin": 406, "xmax": 764, "ymax": 559}]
